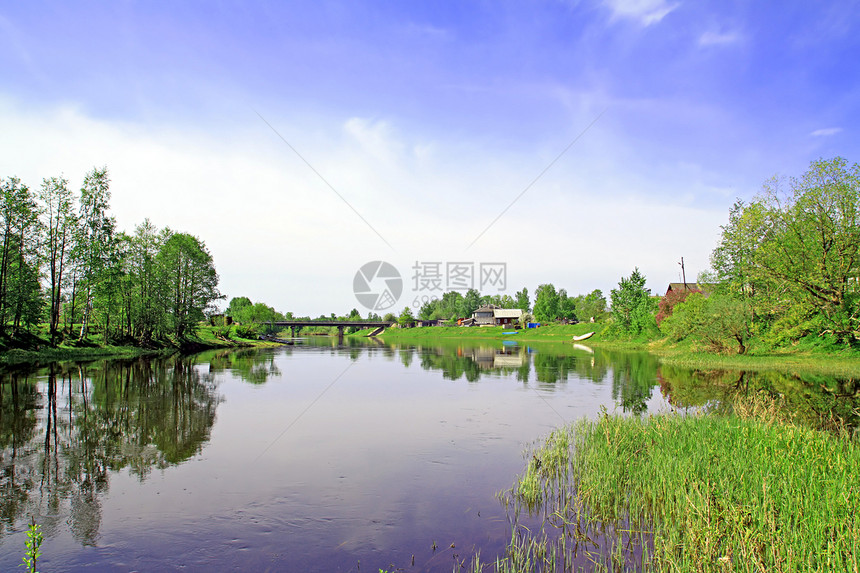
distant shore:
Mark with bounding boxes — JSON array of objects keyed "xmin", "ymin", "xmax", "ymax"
[{"xmin": 350, "ymin": 324, "xmax": 860, "ymax": 377}]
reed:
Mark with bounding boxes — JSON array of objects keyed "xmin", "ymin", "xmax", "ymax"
[{"xmin": 465, "ymin": 396, "xmax": 860, "ymax": 572}]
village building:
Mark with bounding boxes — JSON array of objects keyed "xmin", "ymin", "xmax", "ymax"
[
  {"xmin": 665, "ymin": 283, "xmax": 714, "ymax": 297},
  {"xmin": 471, "ymin": 305, "xmax": 524, "ymax": 326}
]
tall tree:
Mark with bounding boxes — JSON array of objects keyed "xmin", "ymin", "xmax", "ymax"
[
  {"xmin": 0, "ymin": 177, "xmax": 42, "ymax": 335},
  {"xmin": 533, "ymin": 283, "xmax": 559, "ymax": 322},
  {"xmin": 462, "ymin": 288, "xmax": 482, "ymax": 317},
  {"xmin": 515, "ymin": 287, "xmax": 530, "ymax": 312},
  {"xmin": 128, "ymin": 219, "xmax": 168, "ymax": 343},
  {"xmin": 573, "ymin": 289, "xmax": 606, "ymax": 322},
  {"xmin": 610, "ymin": 268, "xmax": 656, "ymax": 335},
  {"xmin": 74, "ymin": 167, "xmax": 117, "ymax": 340},
  {"xmin": 557, "ymin": 288, "xmax": 577, "ymax": 321},
  {"xmin": 712, "ymin": 157, "xmax": 860, "ymax": 340},
  {"xmin": 39, "ymin": 176, "xmax": 76, "ymax": 343},
  {"xmin": 157, "ymin": 232, "xmax": 222, "ymax": 339}
]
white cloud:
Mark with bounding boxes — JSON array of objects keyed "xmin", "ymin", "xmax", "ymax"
[
  {"xmin": 1, "ymin": 96, "xmax": 734, "ymax": 316},
  {"xmin": 698, "ymin": 30, "xmax": 742, "ymax": 47},
  {"xmin": 810, "ymin": 127, "xmax": 842, "ymax": 137},
  {"xmin": 602, "ymin": 0, "xmax": 679, "ymax": 26}
]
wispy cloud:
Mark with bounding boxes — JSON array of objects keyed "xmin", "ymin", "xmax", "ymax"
[
  {"xmin": 698, "ymin": 30, "xmax": 741, "ymax": 46},
  {"xmin": 810, "ymin": 127, "xmax": 842, "ymax": 137},
  {"xmin": 602, "ymin": 0, "xmax": 679, "ymax": 26}
]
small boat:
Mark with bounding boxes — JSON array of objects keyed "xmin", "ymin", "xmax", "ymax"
[
  {"xmin": 572, "ymin": 332, "xmax": 594, "ymax": 341},
  {"xmin": 502, "ymin": 331, "xmax": 517, "ymax": 335}
]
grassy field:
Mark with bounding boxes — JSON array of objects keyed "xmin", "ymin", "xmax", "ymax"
[{"xmin": 472, "ymin": 394, "xmax": 860, "ymax": 572}]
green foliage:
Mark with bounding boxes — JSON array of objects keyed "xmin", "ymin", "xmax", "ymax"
[
  {"xmin": 157, "ymin": 232, "xmax": 223, "ymax": 338},
  {"xmin": 226, "ymin": 296, "xmax": 252, "ymax": 319},
  {"xmin": 490, "ymin": 402, "xmax": 860, "ymax": 572},
  {"xmin": 21, "ymin": 518, "xmax": 42, "ymax": 573},
  {"xmin": 515, "ymin": 287, "xmax": 530, "ymax": 312},
  {"xmin": 711, "ymin": 157, "xmax": 860, "ymax": 345},
  {"xmin": 557, "ymin": 288, "xmax": 576, "ymax": 321},
  {"xmin": 4, "ymin": 166, "xmax": 227, "ymax": 346},
  {"xmin": 462, "ymin": 288, "xmax": 482, "ymax": 317},
  {"xmin": 234, "ymin": 323, "xmax": 259, "ymax": 339},
  {"xmin": 609, "ymin": 268, "xmax": 657, "ymax": 336},
  {"xmin": 0, "ymin": 177, "xmax": 43, "ymax": 336},
  {"xmin": 655, "ymin": 286, "xmax": 698, "ymax": 326},
  {"xmin": 532, "ymin": 283, "xmax": 559, "ymax": 322},
  {"xmin": 571, "ymin": 289, "xmax": 606, "ymax": 323},
  {"xmin": 661, "ymin": 292, "xmax": 752, "ymax": 353},
  {"xmin": 397, "ymin": 306, "xmax": 414, "ymax": 325}
]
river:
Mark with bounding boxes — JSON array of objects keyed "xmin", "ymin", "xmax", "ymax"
[{"xmin": 0, "ymin": 337, "xmax": 856, "ymax": 571}]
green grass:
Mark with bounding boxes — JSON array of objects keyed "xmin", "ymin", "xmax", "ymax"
[
  {"xmin": 357, "ymin": 323, "xmax": 602, "ymax": 343},
  {"xmin": 655, "ymin": 347, "xmax": 860, "ymax": 378},
  {"xmin": 0, "ymin": 323, "xmax": 278, "ymax": 365},
  {"xmin": 475, "ymin": 396, "xmax": 860, "ymax": 572}
]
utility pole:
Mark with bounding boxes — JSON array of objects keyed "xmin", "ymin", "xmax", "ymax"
[{"xmin": 678, "ymin": 257, "xmax": 687, "ymax": 289}]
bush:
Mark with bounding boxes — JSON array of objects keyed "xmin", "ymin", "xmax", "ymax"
[{"xmin": 234, "ymin": 323, "xmax": 260, "ymax": 339}]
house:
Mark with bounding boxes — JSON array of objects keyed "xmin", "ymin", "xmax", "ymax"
[
  {"xmin": 472, "ymin": 305, "xmax": 496, "ymax": 326},
  {"xmin": 493, "ymin": 308, "xmax": 523, "ymax": 326},
  {"xmin": 665, "ymin": 283, "xmax": 713, "ymax": 297},
  {"xmin": 471, "ymin": 305, "xmax": 524, "ymax": 326}
]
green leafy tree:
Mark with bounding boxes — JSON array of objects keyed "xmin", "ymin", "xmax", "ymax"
[
  {"xmin": 157, "ymin": 232, "xmax": 222, "ymax": 339},
  {"xmin": 0, "ymin": 177, "xmax": 42, "ymax": 335},
  {"xmin": 227, "ymin": 296, "xmax": 253, "ymax": 322},
  {"xmin": 712, "ymin": 157, "xmax": 860, "ymax": 342},
  {"xmin": 557, "ymin": 288, "xmax": 577, "ymax": 321},
  {"xmin": 39, "ymin": 175, "xmax": 77, "ymax": 343},
  {"xmin": 610, "ymin": 268, "xmax": 657, "ymax": 335},
  {"xmin": 573, "ymin": 289, "xmax": 606, "ymax": 322},
  {"xmin": 128, "ymin": 219, "xmax": 168, "ymax": 343},
  {"xmin": 515, "ymin": 287, "xmax": 530, "ymax": 312},
  {"xmin": 418, "ymin": 298, "xmax": 437, "ymax": 320},
  {"xmin": 397, "ymin": 306, "xmax": 414, "ymax": 325},
  {"xmin": 74, "ymin": 166, "xmax": 116, "ymax": 340},
  {"xmin": 661, "ymin": 292, "xmax": 752, "ymax": 353},
  {"xmin": 462, "ymin": 288, "xmax": 482, "ymax": 317},
  {"xmin": 533, "ymin": 283, "xmax": 559, "ymax": 322}
]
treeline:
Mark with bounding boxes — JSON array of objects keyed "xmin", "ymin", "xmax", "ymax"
[
  {"xmin": 609, "ymin": 157, "xmax": 860, "ymax": 353},
  {"xmin": 0, "ymin": 168, "xmax": 222, "ymax": 346},
  {"xmin": 408, "ymin": 286, "xmax": 606, "ymax": 324}
]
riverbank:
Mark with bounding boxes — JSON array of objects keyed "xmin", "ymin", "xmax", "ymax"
[
  {"xmin": 354, "ymin": 323, "xmax": 599, "ymax": 343},
  {"xmin": 0, "ymin": 325, "xmax": 278, "ymax": 366},
  {"xmin": 469, "ymin": 393, "xmax": 859, "ymax": 571},
  {"xmin": 352, "ymin": 324, "xmax": 860, "ymax": 377}
]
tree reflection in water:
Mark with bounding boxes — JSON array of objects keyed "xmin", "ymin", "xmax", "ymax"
[
  {"xmin": 658, "ymin": 364, "xmax": 860, "ymax": 431},
  {"xmin": 0, "ymin": 354, "xmax": 222, "ymax": 544}
]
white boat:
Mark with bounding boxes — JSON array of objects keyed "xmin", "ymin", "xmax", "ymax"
[{"xmin": 572, "ymin": 332, "xmax": 594, "ymax": 341}]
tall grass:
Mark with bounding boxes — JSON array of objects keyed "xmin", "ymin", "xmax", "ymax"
[{"xmin": 467, "ymin": 396, "xmax": 860, "ymax": 572}]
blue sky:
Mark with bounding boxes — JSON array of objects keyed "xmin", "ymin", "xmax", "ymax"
[{"xmin": 2, "ymin": 0, "xmax": 859, "ymax": 316}]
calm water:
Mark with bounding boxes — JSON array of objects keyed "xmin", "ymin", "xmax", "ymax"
[{"xmin": 0, "ymin": 337, "xmax": 856, "ymax": 572}]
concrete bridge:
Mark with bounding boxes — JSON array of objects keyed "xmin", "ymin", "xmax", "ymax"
[{"xmin": 268, "ymin": 321, "xmax": 395, "ymax": 338}]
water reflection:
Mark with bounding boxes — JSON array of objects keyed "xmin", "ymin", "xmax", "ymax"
[
  {"xmin": 658, "ymin": 364, "xmax": 860, "ymax": 430},
  {"xmin": 0, "ymin": 355, "xmax": 221, "ymax": 543},
  {"xmin": 1, "ymin": 341, "xmax": 856, "ymax": 571}
]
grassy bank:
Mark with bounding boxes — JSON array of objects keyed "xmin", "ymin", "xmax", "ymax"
[
  {"xmin": 355, "ymin": 323, "xmax": 602, "ymax": 343},
  {"xmin": 474, "ymin": 395, "xmax": 859, "ymax": 572},
  {"xmin": 351, "ymin": 324, "xmax": 860, "ymax": 377},
  {"xmin": 0, "ymin": 324, "xmax": 276, "ymax": 366}
]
